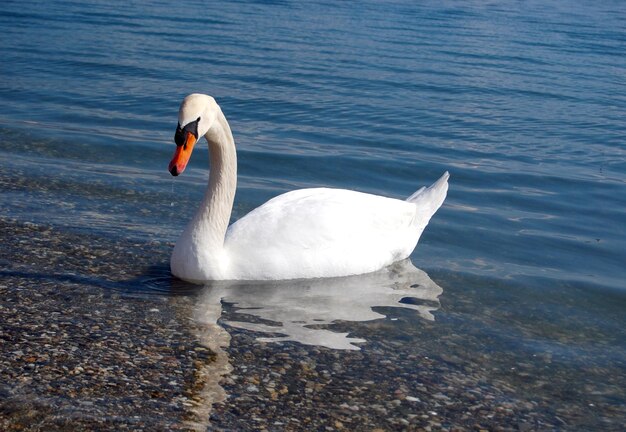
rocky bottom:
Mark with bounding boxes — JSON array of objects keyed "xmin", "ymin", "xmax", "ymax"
[{"xmin": 1, "ymin": 218, "xmax": 624, "ymax": 431}]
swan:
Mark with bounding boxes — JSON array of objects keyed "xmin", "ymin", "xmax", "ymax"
[{"xmin": 168, "ymin": 93, "xmax": 449, "ymax": 282}]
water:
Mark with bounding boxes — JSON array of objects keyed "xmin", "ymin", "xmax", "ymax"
[{"xmin": 1, "ymin": 0, "xmax": 625, "ymax": 429}]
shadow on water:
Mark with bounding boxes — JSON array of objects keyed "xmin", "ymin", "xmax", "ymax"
[{"xmin": 0, "ymin": 263, "xmax": 201, "ymax": 297}]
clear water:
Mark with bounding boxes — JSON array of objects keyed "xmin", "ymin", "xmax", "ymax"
[{"xmin": 1, "ymin": 0, "xmax": 625, "ymax": 429}]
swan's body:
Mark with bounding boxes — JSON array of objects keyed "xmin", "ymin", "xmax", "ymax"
[{"xmin": 169, "ymin": 94, "xmax": 449, "ymax": 282}]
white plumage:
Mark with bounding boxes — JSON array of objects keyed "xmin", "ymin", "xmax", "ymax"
[{"xmin": 168, "ymin": 94, "xmax": 449, "ymax": 282}]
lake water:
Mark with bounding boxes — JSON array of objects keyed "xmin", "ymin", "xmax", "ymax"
[{"xmin": 1, "ymin": 0, "xmax": 625, "ymax": 430}]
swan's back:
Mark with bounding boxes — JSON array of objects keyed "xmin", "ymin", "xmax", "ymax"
[{"xmin": 223, "ymin": 172, "xmax": 449, "ymax": 280}]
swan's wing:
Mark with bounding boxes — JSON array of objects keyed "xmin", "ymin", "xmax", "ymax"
[{"xmin": 224, "ymin": 188, "xmax": 422, "ymax": 279}]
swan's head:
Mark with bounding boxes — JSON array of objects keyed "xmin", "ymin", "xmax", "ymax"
[{"xmin": 169, "ymin": 94, "xmax": 215, "ymax": 176}]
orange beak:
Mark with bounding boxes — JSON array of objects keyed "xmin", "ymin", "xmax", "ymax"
[{"xmin": 169, "ymin": 132, "xmax": 197, "ymax": 176}]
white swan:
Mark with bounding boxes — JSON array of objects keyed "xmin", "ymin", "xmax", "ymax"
[{"xmin": 168, "ymin": 93, "xmax": 449, "ymax": 282}]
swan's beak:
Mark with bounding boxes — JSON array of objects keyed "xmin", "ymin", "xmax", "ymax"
[{"xmin": 169, "ymin": 132, "xmax": 197, "ymax": 176}]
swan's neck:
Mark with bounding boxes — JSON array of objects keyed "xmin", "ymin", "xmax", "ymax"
[{"xmin": 192, "ymin": 109, "xmax": 237, "ymax": 251}]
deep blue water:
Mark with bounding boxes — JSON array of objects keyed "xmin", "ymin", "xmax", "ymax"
[
  {"xmin": 1, "ymin": 0, "xmax": 624, "ymax": 291},
  {"xmin": 1, "ymin": 0, "xmax": 625, "ymax": 427}
]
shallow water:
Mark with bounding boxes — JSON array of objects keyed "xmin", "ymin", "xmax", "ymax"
[{"xmin": 1, "ymin": 0, "xmax": 625, "ymax": 430}]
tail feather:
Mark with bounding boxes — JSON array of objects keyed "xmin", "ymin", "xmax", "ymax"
[{"xmin": 406, "ymin": 171, "xmax": 449, "ymax": 226}]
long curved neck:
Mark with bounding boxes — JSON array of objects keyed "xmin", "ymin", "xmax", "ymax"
[{"xmin": 192, "ymin": 108, "xmax": 237, "ymax": 251}]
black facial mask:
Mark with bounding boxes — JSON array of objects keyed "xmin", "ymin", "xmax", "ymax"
[{"xmin": 175, "ymin": 117, "xmax": 200, "ymax": 146}]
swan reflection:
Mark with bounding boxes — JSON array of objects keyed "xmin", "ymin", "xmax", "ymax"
[{"xmin": 195, "ymin": 260, "xmax": 443, "ymax": 351}]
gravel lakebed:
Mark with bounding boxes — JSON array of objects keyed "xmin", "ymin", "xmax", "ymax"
[{"xmin": 1, "ymin": 218, "xmax": 624, "ymax": 431}]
